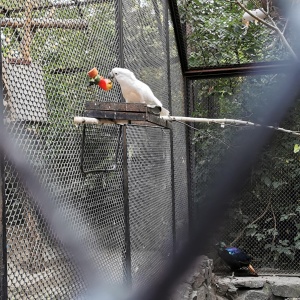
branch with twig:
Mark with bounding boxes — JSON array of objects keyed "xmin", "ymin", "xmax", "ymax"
[
  {"xmin": 236, "ymin": 0, "xmax": 298, "ymax": 61},
  {"xmin": 74, "ymin": 115, "xmax": 300, "ymax": 136},
  {"xmin": 160, "ymin": 115, "xmax": 300, "ymax": 136},
  {"xmin": 230, "ymin": 197, "xmax": 272, "ymax": 246}
]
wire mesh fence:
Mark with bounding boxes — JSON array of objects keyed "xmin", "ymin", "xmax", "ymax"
[
  {"xmin": 126, "ymin": 126, "xmax": 173, "ymax": 288},
  {"xmin": 0, "ymin": 0, "xmax": 189, "ymax": 298},
  {"xmin": 189, "ymin": 74, "xmax": 300, "ymax": 275},
  {"xmin": 2, "ymin": 0, "xmax": 300, "ymax": 298}
]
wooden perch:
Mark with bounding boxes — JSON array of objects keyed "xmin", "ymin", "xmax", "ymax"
[
  {"xmin": 74, "ymin": 102, "xmax": 172, "ymax": 128},
  {"xmin": 0, "ymin": 18, "xmax": 88, "ymax": 30},
  {"xmin": 1, "ymin": 0, "xmax": 87, "ymax": 64},
  {"xmin": 0, "ymin": 0, "xmax": 110, "ymax": 14},
  {"xmin": 74, "ymin": 102, "xmax": 300, "ymax": 136}
]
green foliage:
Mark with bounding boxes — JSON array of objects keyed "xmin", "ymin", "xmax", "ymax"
[
  {"xmin": 294, "ymin": 144, "xmax": 300, "ymax": 153},
  {"xmin": 180, "ymin": 0, "xmax": 290, "ymax": 67}
]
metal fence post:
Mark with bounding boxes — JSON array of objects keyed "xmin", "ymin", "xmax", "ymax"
[
  {"xmin": 0, "ymin": 34, "xmax": 8, "ymax": 300},
  {"xmin": 164, "ymin": 1, "xmax": 176, "ymax": 256},
  {"xmin": 117, "ymin": 0, "xmax": 124, "ymax": 68},
  {"xmin": 184, "ymin": 77, "xmax": 195, "ymax": 237},
  {"xmin": 122, "ymin": 125, "xmax": 132, "ymax": 287}
]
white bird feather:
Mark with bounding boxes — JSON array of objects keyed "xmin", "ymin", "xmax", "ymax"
[
  {"xmin": 109, "ymin": 67, "xmax": 169, "ymax": 116},
  {"xmin": 242, "ymin": 8, "xmax": 267, "ymax": 27}
]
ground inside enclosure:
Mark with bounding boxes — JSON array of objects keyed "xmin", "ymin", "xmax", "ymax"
[{"xmin": 172, "ymin": 256, "xmax": 300, "ymax": 300}]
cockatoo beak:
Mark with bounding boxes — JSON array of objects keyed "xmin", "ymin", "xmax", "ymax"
[{"xmin": 108, "ymin": 72, "xmax": 115, "ymax": 82}]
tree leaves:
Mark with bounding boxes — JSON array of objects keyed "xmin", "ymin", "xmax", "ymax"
[{"xmin": 294, "ymin": 144, "xmax": 300, "ymax": 153}]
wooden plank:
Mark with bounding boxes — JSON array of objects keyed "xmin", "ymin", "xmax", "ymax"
[
  {"xmin": 86, "ymin": 102, "xmax": 162, "ymax": 115},
  {"xmin": 83, "ymin": 102, "xmax": 170, "ymax": 128},
  {"xmin": 1, "ymin": 0, "xmax": 112, "ymax": 14},
  {"xmin": 84, "ymin": 110, "xmax": 146, "ymax": 121},
  {"xmin": 0, "ymin": 18, "xmax": 88, "ymax": 30},
  {"xmin": 74, "ymin": 116, "xmax": 128, "ymax": 125},
  {"xmin": 85, "ymin": 102, "xmax": 147, "ymax": 112}
]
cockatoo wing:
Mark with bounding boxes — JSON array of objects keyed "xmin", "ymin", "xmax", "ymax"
[
  {"xmin": 242, "ymin": 8, "xmax": 266, "ymax": 26},
  {"xmin": 135, "ymin": 79, "xmax": 163, "ymax": 107},
  {"xmin": 134, "ymin": 80, "xmax": 170, "ymax": 116}
]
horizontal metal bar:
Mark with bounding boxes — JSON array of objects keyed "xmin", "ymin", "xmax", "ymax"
[{"xmin": 184, "ymin": 61, "xmax": 296, "ymax": 79}]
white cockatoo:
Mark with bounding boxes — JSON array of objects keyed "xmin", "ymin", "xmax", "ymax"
[
  {"xmin": 242, "ymin": 8, "xmax": 267, "ymax": 28},
  {"xmin": 109, "ymin": 67, "xmax": 169, "ymax": 117}
]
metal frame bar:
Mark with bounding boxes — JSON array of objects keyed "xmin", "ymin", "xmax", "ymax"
[
  {"xmin": 183, "ymin": 77, "xmax": 194, "ymax": 238},
  {"xmin": 122, "ymin": 125, "xmax": 132, "ymax": 287},
  {"xmin": 164, "ymin": 1, "xmax": 176, "ymax": 256},
  {"xmin": 117, "ymin": 0, "xmax": 124, "ymax": 68},
  {"xmin": 167, "ymin": 0, "xmax": 188, "ymax": 73},
  {"xmin": 184, "ymin": 61, "xmax": 295, "ymax": 79},
  {"xmin": 0, "ymin": 34, "xmax": 8, "ymax": 300}
]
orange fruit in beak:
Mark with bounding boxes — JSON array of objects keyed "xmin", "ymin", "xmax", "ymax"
[{"xmin": 87, "ymin": 67, "xmax": 98, "ymax": 78}]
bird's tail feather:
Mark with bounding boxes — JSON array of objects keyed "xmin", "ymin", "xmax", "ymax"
[
  {"xmin": 248, "ymin": 264, "xmax": 258, "ymax": 276},
  {"xmin": 160, "ymin": 107, "xmax": 170, "ymax": 117}
]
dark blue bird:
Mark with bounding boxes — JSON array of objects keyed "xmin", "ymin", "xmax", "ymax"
[{"xmin": 216, "ymin": 242, "xmax": 258, "ymax": 276}]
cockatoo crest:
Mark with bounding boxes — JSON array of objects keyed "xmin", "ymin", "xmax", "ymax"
[{"xmin": 109, "ymin": 67, "xmax": 169, "ymax": 116}]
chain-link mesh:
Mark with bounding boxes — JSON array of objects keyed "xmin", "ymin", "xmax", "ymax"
[
  {"xmin": 80, "ymin": 124, "xmax": 122, "ymax": 173},
  {"xmin": 127, "ymin": 126, "xmax": 173, "ymax": 288},
  {"xmin": 189, "ymin": 74, "xmax": 300, "ymax": 274},
  {"xmin": 0, "ymin": 0, "xmax": 189, "ymax": 297}
]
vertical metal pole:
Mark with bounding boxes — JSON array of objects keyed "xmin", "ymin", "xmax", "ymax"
[
  {"xmin": 0, "ymin": 32, "xmax": 8, "ymax": 300},
  {"xmin": 164, "ymin": 1, "xmax": 176, "ymax": 256},
  {"xmin": 184, "ymin": 77, "xmax": 195, "ymax": 238},
  {"xmin": 117, "ymin": 0, "xmax": 124, "ymax": 68},
  {"xmin": 122, "ymin": 125, "xmax": 132, "ymax": 287},
  {"xmin": 169, "ymin": 130, "xmax": 176, "ymax": 257}
]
